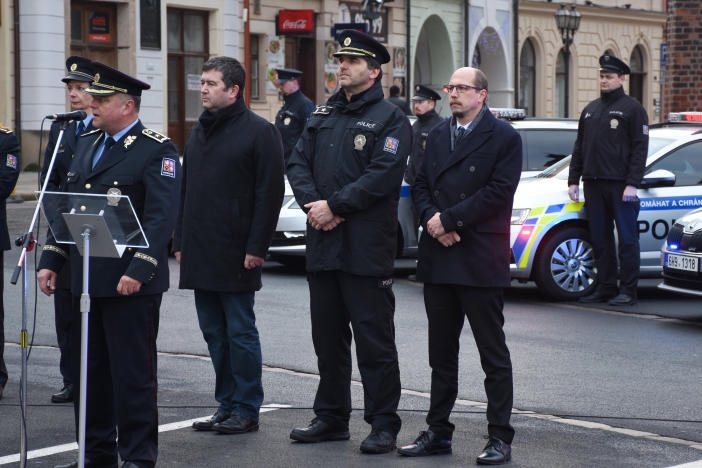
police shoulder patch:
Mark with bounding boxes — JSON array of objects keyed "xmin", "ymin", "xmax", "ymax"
[
  {"xmin": 0, "ymin": 126, "xmax": 13, "ymax": 134},
  {"xmin": 6, "ymin": 154, "xmax": 17, "ymax": 169},
  {"xmin": 383, "ymin": 137, "xmax": 399, "ymax": 154},
  {"xmin": 161, "ymin": 158, "xmax": 176, "ymax": 178},
  {"xmin": 142, "ymin": 129, "xmax": 170, "ymax": 143},
  {"xmin": 81, "ymin": 129, "xmax": 101, "ymax": 137},
  {"xmin": 312, "ymin": 105, "xmax": 332, "ymax": 115}
]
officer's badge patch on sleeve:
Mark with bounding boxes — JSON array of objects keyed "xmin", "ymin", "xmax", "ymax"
[
  {"xmin": 383, "ymin": 137, "xmax": 399, "ymax": 154},
  {"xmin": 643, "ymin": 125, "xmax": 649, "ymax": 135},
  {"xmin": 6, "ymin": 154, "xmax": 17, "ymax": 169},
  {"xmin": 161, "ymin": 158, "xmax": 176, "ymax": 178}
]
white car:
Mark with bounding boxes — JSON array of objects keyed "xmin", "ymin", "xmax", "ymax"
[
  {"xmin": 658, "ymin": 206, "xmax": 702, "ymax": 297},
  {"xmin": 510, "ymin": 114, "xmax": 702, "ymax": 300}
]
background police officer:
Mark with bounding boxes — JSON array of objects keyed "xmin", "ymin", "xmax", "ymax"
[
  {"xmin": 405, "ymin": 84, "xmax": 444, "ymax": 187},
  {"xmin": 568, "ymin": 54, "xmax": 649, "ymax": 306},
  {"xmin": 38, "ymin": 61, "xmax": 182, "ymax": 468},
  {"xmin": 41, "ymin": 56, "xmax": 96, "ymax": 404},
  {"xmin": 274, "ymin": 68, "xmax": 315, "ymax": 167},
  {"xmin": 387, "ymin": 85, "xmax": 413, "ymax": 116},
  {"xmin": 287, "ymin": 30, "xmax": 411, "ymax": 454}
]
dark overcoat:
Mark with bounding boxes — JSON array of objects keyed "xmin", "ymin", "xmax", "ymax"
[
  {"xmin": 173, "ymin": 98, "xmax": 285, "ymax": 293},
  {"xmin": 0, "ymin": 129, "xmax": 20, "ymax": 251},
  {"xmin": 411, "ymin": 110, "xmax": 522, "ymax": 287}
]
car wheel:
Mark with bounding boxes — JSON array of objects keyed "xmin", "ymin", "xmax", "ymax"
[{"xmin": 533, "ymin": 226, "xmax": 598, "ymax": 300}]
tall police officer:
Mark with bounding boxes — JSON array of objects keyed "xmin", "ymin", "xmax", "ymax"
[
  {"xmin": 38, "ymin": 61, "xmax": 182, "ymax": 468},
  {"xmin": 568, "ymin": 54, "xmax": 649, "ymax": 306},
  {"xmin": 41, "ymin": 56, "xmax": 96, "ymax": 404},
  {"xmin": 405, "ymin": 84, "xmax": 444, "ymax": 187},
  {"xmin": 287, "ymin": 30, "xmax": 411, "ymax": 454},
  {"xmin": 274, "ymin": 68, "xmax": 315, "ymax": 166}
]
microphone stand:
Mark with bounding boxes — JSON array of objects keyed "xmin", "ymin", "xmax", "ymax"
[{"xmin": 11, "ymin": 119, "xmax": 70, "ymax": 468}]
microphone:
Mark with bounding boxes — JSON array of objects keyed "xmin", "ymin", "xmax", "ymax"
[{"xmin": 45, "ymin": 110, "xmax": 87, "ymax": 122}]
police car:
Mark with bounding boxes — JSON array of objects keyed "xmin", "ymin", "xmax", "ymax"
[
  {"xmin": 658, "ymin": 206, "xmax": 702, "ymax": 297},
  {"xmin": 510, "ymin": 112, "xmax": 702, "ymax": 300}
]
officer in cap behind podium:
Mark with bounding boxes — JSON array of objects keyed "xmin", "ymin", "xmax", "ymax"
[
  {"xmin": 287, "ymin": 30, "xmax": 411, "ymax": 453},
  {"xmin": 568, "ymin": 54, "xmax": 649, "ymax": 306},
  {"xmin": 41, "ymin": 56, "xmax": 97, "ymax": 405},
  {"xmin": 405, "ymin": 85, "xmax": 444, "ymax": 187},
  {"xmin": 274, "ymin": 68, "xmax": 315, "ymax": 166},
  {"xmin": 38, "ymin": 61, "xmax": 182, "ymax": 468}
]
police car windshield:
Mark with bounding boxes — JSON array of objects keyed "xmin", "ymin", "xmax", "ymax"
[{"xmin": 536, "ymin": 136, "xmax": 675, "ymax": 179}]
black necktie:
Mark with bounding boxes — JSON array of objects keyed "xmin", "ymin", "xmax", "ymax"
[
  {"xmin": 455, "ymin": 126, "xmax": 465, "ymax": 143},
  {"xmin": 77, "ymin": 121, "xmax": 85, "ymax": 135},
  {"xmin": 93, "ymin": 136, "xmax": 115, "ymax": 169}
]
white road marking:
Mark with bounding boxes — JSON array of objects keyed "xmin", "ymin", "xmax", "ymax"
[
  {"xmin": 0, "ymin": 404, "xmax": 289, "ymax": 465},
  {"xmin": 664, "ymin": 461, "xmax": 702, "ymax": 468}
]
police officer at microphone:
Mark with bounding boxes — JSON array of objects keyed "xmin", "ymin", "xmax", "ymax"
[
  {"xmin": 274, "ymin": 68, "xmax": 315, "ymax": 167},
  {"xmin": 568, "ymin": 54, "xmax": 649, "ymax": 306}
]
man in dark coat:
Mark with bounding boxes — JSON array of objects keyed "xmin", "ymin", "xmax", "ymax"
[
  {"xmin": 0, "ymin": 127, "xmax": 20, "ymax": 401},
  {"xmin": 173, "ymin": 56, "xmax": 284, "ymax": 436},
  {"xmin": 401, "ymin": 68, "xmax": 521, "ymax": 465},
  {"xmin": 38, "ymin": 61, "xmax": 182, "ymax": 468},
  {"xmin": 41, "ymin": 55, "xmax": 96, "ymax": 404},
  {"xmin": 387, "ymin": 85, "xmax": 413, "ymax": 116},
  {"xmin": 287, "ymin": 30, "xmax": 411, "ymax": 454},
  {"xmin": 568, "ymin": 54, "xmax": 649, "ymax": 306},
  {"xmin": 274, "ymin": 68, "xmax": 315, "ymax": 166}
]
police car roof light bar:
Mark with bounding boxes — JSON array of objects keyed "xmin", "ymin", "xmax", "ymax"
[{"xmin": 490, "ymin": 108, "xmax": 527, "ymax": 120}]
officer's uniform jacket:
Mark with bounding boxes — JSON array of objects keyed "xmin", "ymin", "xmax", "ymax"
[
  {"xmin": 38, "ymin": 121, "xmax": 182, "ymax": 297},
  {"xmin": 287, "ymin": 81, "xmax": 412, "ymax": 277},
  {"xmin": 275, "ymin": 89, "xmax": 315, "ymax": 165},
  {"xmin": 0, "ymin": 128, "xmax": 20, "ymax": 251},
  {"xmin": 568, "ymin": 86, "xmax": 649, "ymax": 188},
  {"xmin": 405, "ymin": 109, "xmax": 444, "ymax": 185},
  {"xmin": 411, "ymin": 109, "xmax": 522, "ymax": 287}
]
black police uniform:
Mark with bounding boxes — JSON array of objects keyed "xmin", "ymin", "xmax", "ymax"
[
  {"xmin": 286, "ymin": 31, "xmax": 411, "ymax": 440},
  {"xmin": 405, "ymin": 85, "xmax": 444, "ymax": 186},
  {"xmin": 0, "ymin": 128, "xmax": 20, "ymax": 394},
  {"xmin": 568, "ymin": 55, "xmax": 649, "ymax": 300},
  {"xmin": 38, "ymin": 62, "xmax": 181, "ymax": 468},
  {"xmin": 275, "ymin": 88, "xmax": 315, "ymax": 166},
  {"xmin": 40, "ymin": 55, "xmax": 96, "ymax": 396}
]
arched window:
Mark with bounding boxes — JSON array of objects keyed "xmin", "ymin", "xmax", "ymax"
[
  {"xmin": 630, "ymin": 46, "xmax": 646, "ymax": 105},
  {"xmin": 520, "ymin": 40, "xmax": 536, "ymax": 116},
  {"xmin": 555, "ymin": 49, "xmax": 566, "ymax": 118}
]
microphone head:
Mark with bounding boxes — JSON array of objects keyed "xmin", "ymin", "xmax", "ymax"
[{"xmin": 74, "ymin": 110, "xmax": 87, "ymax": 120}]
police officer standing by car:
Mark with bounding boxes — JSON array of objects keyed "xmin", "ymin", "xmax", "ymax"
[
  {"xmin": 274, "ymin": 68, "xmax": 315, "ymax": 167},
  {"xmin": 568, "ymin": 54, "xmax": 649, "ymax": 306},
  {"xmin": 287, "ymin": 30, "xmax": 411, "ymax": 454},
  {"xmin": 405, "ymin": 84, "xmax": 444, "ymax": 187}
]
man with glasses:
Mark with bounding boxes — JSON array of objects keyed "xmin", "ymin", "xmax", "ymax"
[{"xmin": 401, "ymin": 67, "xmax": 521, "ymax": 465}]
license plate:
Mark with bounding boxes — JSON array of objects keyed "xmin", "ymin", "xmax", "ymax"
[{"xmin": 667, "ymin": 254, "xmax": 699, "ymax": 272}]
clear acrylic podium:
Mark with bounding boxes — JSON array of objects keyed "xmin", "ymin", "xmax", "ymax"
[{"xmin": 38, "ymin": 191, "xmax": 148, "ymax": 468}]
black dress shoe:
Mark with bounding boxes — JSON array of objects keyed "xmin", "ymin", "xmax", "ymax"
[
  {"xmin": 579, "ymin": 291, "xmax": 616, "ymax": 303},
  {"xmin": 360, "ymin": 428, "xmax": 397, "ymax": 454},
  {"xmin": 51, "ymin": 385, "xmax": 73, "ymax": 403},
  {"xmin": 476, "ymin": 437, "xmax": 511, "ymax": 465},
  {"xmin": 290, "ymin": 418, "xmax": 350, "ymax": 443},
  {"xmin": 192, "ymin": 411, "xmax": 230, "ymax": 431},
  {"xmin": 53, "ymin": 459, "xmax": 118, "ymax": 468},
  {"xmin": 212, "ymin": 414, "xmax": 259, "ymax": 434},
  {"xmin": 608, "ymin": 294, "xmax": 637, "ymax": 306},
  {"xmin": 397, "ymin": 430, "xmax": 452, "ymax": 457}
]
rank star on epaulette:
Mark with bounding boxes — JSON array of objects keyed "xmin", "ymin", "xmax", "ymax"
[
  {"xmin": 142, "ymin": 129, "xmax": 170, "ymax": 143},
  {"xmin": 313, "ymin": 105, "xmax": 332, "ymax": 115}
]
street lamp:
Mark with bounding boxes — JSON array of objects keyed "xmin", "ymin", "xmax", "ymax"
[{"xmin": 554, "ymin": 3, "xmax": 581, "ymax": 117}]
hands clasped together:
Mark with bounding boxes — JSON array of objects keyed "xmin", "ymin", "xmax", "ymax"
[
  {"xmin": 427, "ymin": 212, "xmax": 461, "ymax": 248},
  {"xmin": 304, "ymin": 200, "xmax": 345, "ymax": 231}
]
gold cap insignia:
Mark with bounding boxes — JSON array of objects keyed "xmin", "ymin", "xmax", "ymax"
[
  {"xmin": 94, "ymin": 73, "xmax": 100, "ymax": 83},
  {"xmin": 344, "ymin": 37, "xmax": 352, "ymax": 47},
  {"xmin": 70, "ymin": 63, "xmax": 77, "ymax": 71},
  {"xmin": 354, "ymin": 134, "xmax": 366, "ymax": 150},
  {"xmin": 610, "ymin": 119, "xmax": 619, "ymax": 129}
]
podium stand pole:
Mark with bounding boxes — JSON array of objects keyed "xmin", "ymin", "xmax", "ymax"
[{"xmin": 78, "ymin": 226, "xmax": 93, "ymax": 468}]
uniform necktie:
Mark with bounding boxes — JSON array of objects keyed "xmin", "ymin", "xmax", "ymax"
[
  {"xmin": 93, "ymin": 136, "xmax": 115, "ymax": 169},
  {"xmin": 455, "ymin": 126, "xmax": 465, "ymax": 143},
  {"xmin": 77, "ymin": 121, "xmax": 85, "ymax": 136}
]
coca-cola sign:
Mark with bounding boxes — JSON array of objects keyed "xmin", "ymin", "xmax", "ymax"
[{"xmin": 278, "ymin": 10, "xmax": 315, "ymax": 34}]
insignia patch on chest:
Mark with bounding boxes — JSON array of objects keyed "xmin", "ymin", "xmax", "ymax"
[
  {"xmin": 284, "ymin": 117, "xmax": 291, "ymax": 125},
  {"xmin": 643, "ymin": 125, "xmax": 649, "ymax": 135},
  {"xmin": 383, "ymin": 137, "xmax": 399, "ymax": 154},
  {"xmin": 610, "ymin": 119, "xmax": 619, "ymax": 129},
  {"xmin": 312, "ymin": 105, "xmax": 332, "ymax": 115},
  {"xmin": 6, "ymin": 154, "xmax": 17, "ymax": 169},
  {"xmin": 161, "ymin": 158, "xmax": 176, "ymax": 178}
]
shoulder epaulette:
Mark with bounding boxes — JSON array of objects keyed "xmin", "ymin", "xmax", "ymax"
[
  {"xmin": 81, "ymin": 129, "xmax": 101, "ymax": 137},
  {"xmin": 0, "ymin": 126, "xmax": 13, "ymax": 134},
  {"xmin": 142, "ymin": 129, "xmax": 170, "ymax": 143},
  {"xmin": 312, "ymin": 105, "xmax": 333, "ymax": 116}
]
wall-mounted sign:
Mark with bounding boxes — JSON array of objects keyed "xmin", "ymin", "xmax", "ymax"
[
  {"xmin": 338, "ymin": 3, "xmax": 387, "ymax": 43},
  {"xmin": 277, "ymin": 10, "xmax": 315, "ymax": 35},
  {"xmin": 89, "ymin": 12, "xmax": 110, "ymax": 43},
  {"xmin": 331, "ymin": 22, "xmax": 368, "ymax": 39},
  {"xmin": 140, "ymin": 0, "xmax": 161, "ymax": 50}
]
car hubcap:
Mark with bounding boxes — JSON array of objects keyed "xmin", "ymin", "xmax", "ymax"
[{"xmin": 550, "ymin": 238, "xmax": 597, "ymax": 292}]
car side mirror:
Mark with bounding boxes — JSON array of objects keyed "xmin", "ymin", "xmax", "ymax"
[{"xmin": 641, "ymin": 169, "xmax": 676, "ymax": 188}]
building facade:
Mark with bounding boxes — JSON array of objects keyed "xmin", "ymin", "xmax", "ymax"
[{"xmin": 663, "ymin": 0, "xmax": 702, "ymax": 115}]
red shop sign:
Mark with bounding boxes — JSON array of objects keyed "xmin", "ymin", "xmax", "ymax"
[{"xmin": 278, "ymin": 10, "xmax": 315, "ymax": 34}]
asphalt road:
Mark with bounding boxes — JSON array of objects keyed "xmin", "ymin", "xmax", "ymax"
[{"xmin": 1, "ymin": 201, "xmax": 701, "ymax": 467}]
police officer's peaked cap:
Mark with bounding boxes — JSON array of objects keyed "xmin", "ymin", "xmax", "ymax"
[
  {"xmin": 599, "ymin": 54, "xmax": 631, "ymax": 75},
  {"xmin": 85, "ymin": 61, "xmax": 151, "ymax": 97},
  {"xmin": 412, "ymin": 84, "xmax": 442, "ymax": 101},
  {"xmin": 62, "ymin": 56, "xmax": 95, "ymax": 83},
  {"xmin": 275, "ymin": 68, "xmax": 303, "ymax": 84},
  {"xmin": 334, "ymin": 30, "xmax": 391, "ymax": 64}
]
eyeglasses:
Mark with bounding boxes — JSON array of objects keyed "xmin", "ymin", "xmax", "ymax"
[{"xmin": 442, "ymin": 84, "xmax": 483, "ymax": 94}]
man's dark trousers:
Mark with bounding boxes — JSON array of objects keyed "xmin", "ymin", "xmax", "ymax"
[
  {"xmin": 424, "ymin": 283, "xmax": 514, "ymax": 444},
  {"xmin": 54, "ymin": 289, "xmax": 73, "ymax": 387},
  {"xmin": 70, "ymin": 294, "xmax": 161, "ymax": 467},
  {"xmin": 309, "ymin": 270, "xmax": 402, "ymax": 436},
  {"xmin": 584, "ymin": 179, "xmax": 640, "ymax": 297}
]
